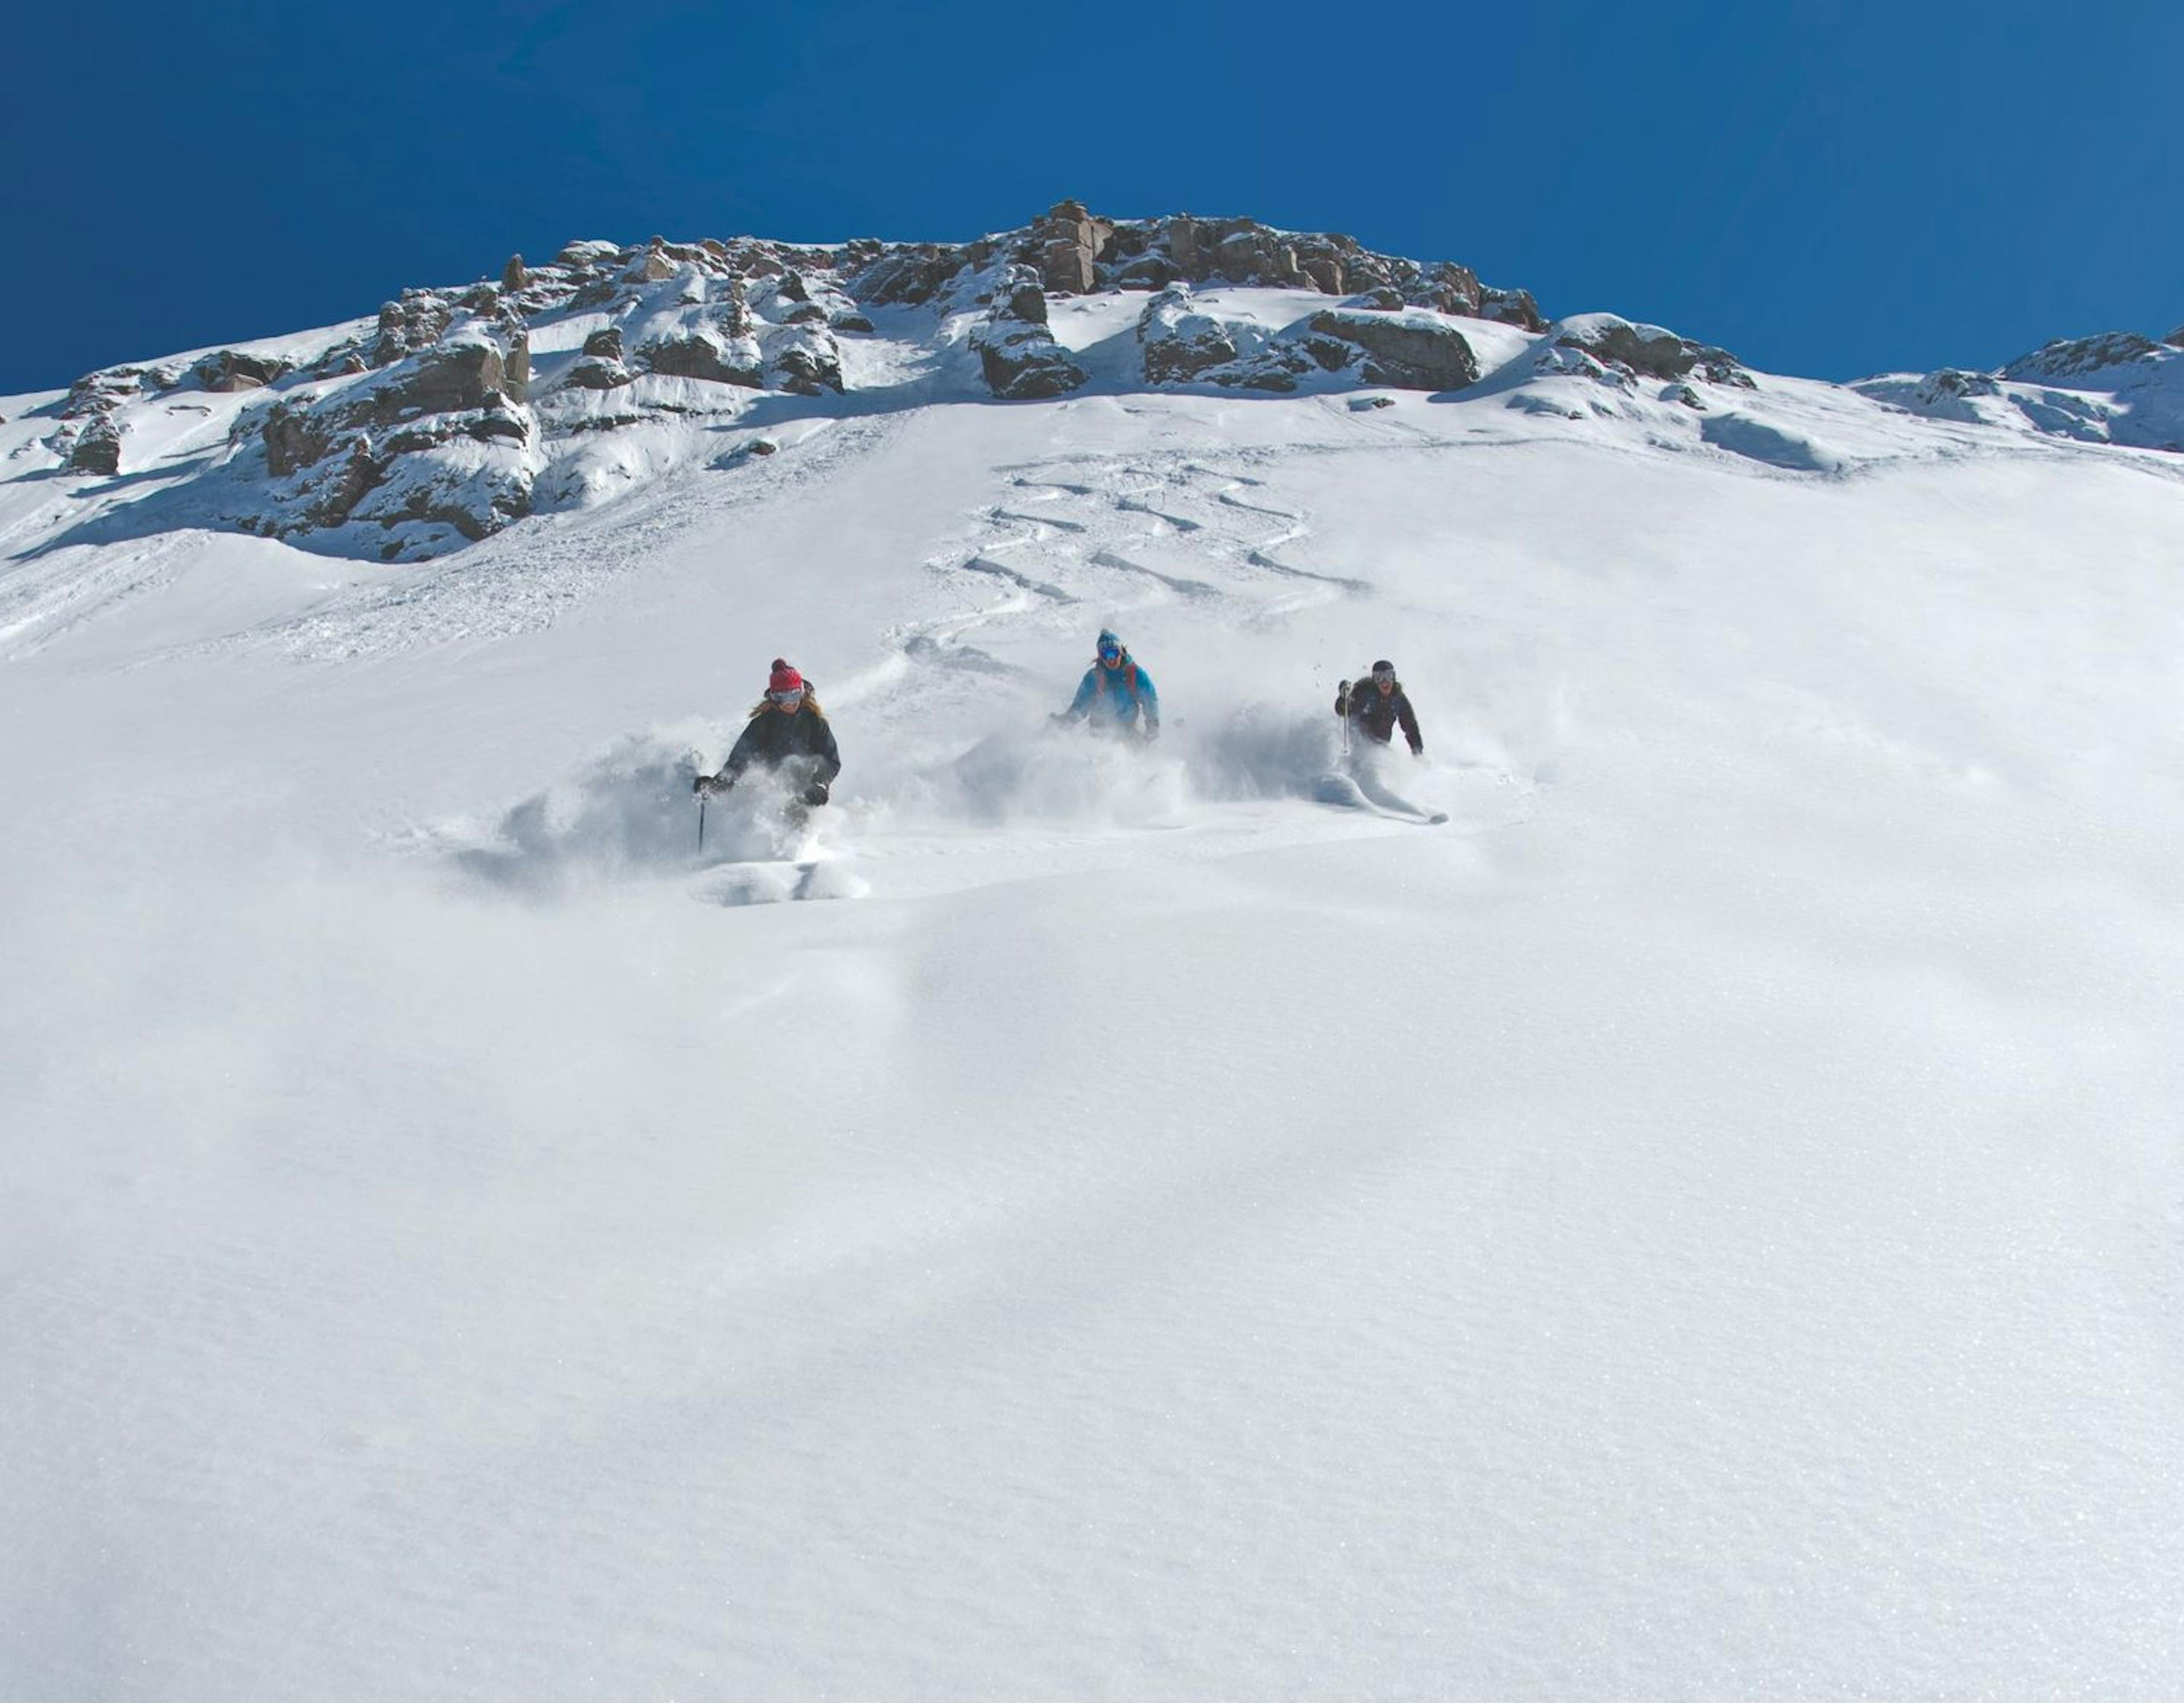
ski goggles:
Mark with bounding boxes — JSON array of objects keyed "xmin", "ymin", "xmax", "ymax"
[
  {"xmin": 1370, "ymin": 667, "xmax": 1396, "ymax": 685},
  {"xmin": 1097, "ymin": 641, "xmax": 1122, "ymax": 661},
  {"xmin": 768, "ymin": 686, "xmax": 805, "ymax": 707}
]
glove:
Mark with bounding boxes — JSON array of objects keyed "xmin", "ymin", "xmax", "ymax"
[
  {"xmin": 801, "ymin": 780, "xmax": 831, "ymax": 807},
  {"xmin": 1141, "ymin": 723, "xmax": 1160, "ymax": 743},
  {"xmin": 694, "ymin": 772, "xmax": 732, "ymax": 797},
  {"xmin": 1335, "ymin": 683, "xmax": 1350, "ymax": 714}
]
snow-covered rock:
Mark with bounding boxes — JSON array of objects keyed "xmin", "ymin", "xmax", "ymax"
[
  {"xmin": 2000, "ymin": 331, "xmax": 2168, "ymax": 384},
  {"xmin": 1552, "ymin": 313, "xmax": 1753, "ymax": 387},
  {"xmin": 1136, "ymin": 284, "xmax": 1240, "ymax": 385},
  {"xmin": 1855, "ymin": 330, "xmax": 2184, "ymax": 453},
  {"xmin": 1301, "ymin": 308, "xmax": 1480, "ymax": 390},
  {"xmin": 637, "ymin": 328, "xmax": 762, "ymax": 387},
  {"xmin": 970, "ymin": 266, "xmax": 1087, "ymax": 400},
  {"xmin": 23, "ymin": 200, "xmax": 2184, "ymax": 566}
]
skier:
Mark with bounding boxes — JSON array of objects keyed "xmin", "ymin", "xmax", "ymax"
[
  {"xmin": 1336, "ymin": 660, "xmax": 1424, "ymax": 757},
  {"xmin": 694, "ymin": 658, "xmax": 842, "ymax": 806},
  {"xmin": 1052, "ymin": 628, "xmax": 1160, "ymax": 741}
]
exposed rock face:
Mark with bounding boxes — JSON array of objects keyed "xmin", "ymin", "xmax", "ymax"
[
  {"xmin": 68, "ymin": 414, "xmax": 123, "ymax": 475},
  {"xmin": 773, "ymin": 326, "xmax": 843, "ymax": 396},
  {"xmin": 1305, "ymin": 309, "xmax": 1480, "ymax": 390},
  {"xmin": 638, "ymin": 329, "xmax": 762, "ymax": 387},
  {"xmin": 1553, "ymin": 315, "xmax": 1752, "ymax": 387},
  {"xmin": 1137, "ymin": 284, "xmax": 1239, "ymax": 385},
  {"xmin": 1480, "ymin": 286, "xmax": 1545, "ymax": 331},
  {"xmin": 1000, "ymin": 272, "xmax": 1048, "ymax": 325},
  {"xmin": 563, "ymin": 325, "xmax": 633, "ymax": 390},
  {"xmin": 374, "ymin": 292, "xmax": 456, "ymax": 367},
  {"xmin": 971, "ymin": 265, "xmax": 1086, "ymax": 400},
  {"xmin": 391, "ymin": 333, "xmax": 524, "ymax": 414},
  {"xmin": 2168, "ymin": 324, "xmax": 2184, "ymax": 347},
  {"xmin": 47, "ymin": 368, "xmax": 143, "ymax": 471},
  {"xmin": 42, "ymin": 202, "xmax": 1567, "ymax": 558},
  {"xmin": 262, "ymin": 400, "xmax": 334, "ymax": 476},
  {"xmin": 852, "ymin": 245, "xmax": 967, "ymax": 306},
  {"xmin": 1036, "ymin": 199, "xmax": 1112, "ymax": 295},
  {"xmin": 196, "ymin": 350, "xmax": 292, "ymax": 392},
  {"xmin": 1916, "ymin": 368, "xmax": 2002, "ymax": 405},
  {"xmin": 834, "ymin": 205, "xmax": 1537, "ymax": 331},
  {"xmin": 2000, "ymin": 332, "xmax": 2165, "ymax": 383}
]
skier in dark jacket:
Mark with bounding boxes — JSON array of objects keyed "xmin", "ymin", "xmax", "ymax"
[
  {"xmin": 694, "ymin": 658, "xmax": 842, "ymax": 805},
  {"xmin": 1336, "ymin": 660, "xmax": 1423, "ymax": 756},
  {"xmin": 1053, "ymin": 628, "xmax": 1160, "ymax": 740}
]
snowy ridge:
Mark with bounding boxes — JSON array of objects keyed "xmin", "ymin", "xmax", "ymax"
[
  {"xmin": 2, "ymin": 202, "xmax": 2181, "ymax": 1703},
  {"xmin": 8, "ymin": 197, "xmax": 2182, "ymax": 604}
]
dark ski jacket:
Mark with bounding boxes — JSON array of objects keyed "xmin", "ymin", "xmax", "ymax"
[
  {"xmin": 1338, "ymin": 678, "xmax": 1422, "ymax": 754},
  {"xmin": 725, "ymin": 699, "xmax": 842, "ymax": 782}
]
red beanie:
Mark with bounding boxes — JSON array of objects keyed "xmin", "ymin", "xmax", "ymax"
[{"xmin": 768, "ymin": 658, "xmax": 803, "ymax": 693}]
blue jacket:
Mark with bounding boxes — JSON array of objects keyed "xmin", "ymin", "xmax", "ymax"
[{"xmin": 1065, "ymin": 654, "xmax": 1159, "ymax": 730}]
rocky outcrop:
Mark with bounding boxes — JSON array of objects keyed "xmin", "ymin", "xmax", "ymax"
[
  {"xmin": 60, "ymin": 368, "xmax": 143, "ymax": 417},
  {"xmin": 1138, "ymin": 284, "xmax": 1239, "ymax": 385},
  {"xmin": 261, "ymin": 400, "xmax": 334, "ymax": 476},
  {"xmin": 1552, "ymin": 315, "xmax": 1752, "ymax": 387},
  {"xmin": 195, "ymin": 350, "xmax": 292, "ymax": 392},
  {"xmin": 374, "ymin": 291, "xmax": 457, "ymax": 367},
  {"xmin": 2000, "ymin": 332, "xmax": 2165, "ymax": 384},
  {"xmin": 1480, "ymin": 286, "xmax": 1545, "ymax": 332},
  {"xmin": 772, "ymin": 326, "xmax": 843, "ymax": 395},
  {"xmin": 971, "ymin": 266, "xmax": 1086, "ymax": 400},
  {"xmin": 1304, "ymin": 310, "xmax": 1480, "ymax": 390},
  {"xmin": 1916, "ymin": 368, "xmax": 2002, "ymax": 405},
  {"xmin": 47, "ymin": 368, "xmax": 144, "ymax": 472},
  {"xmin": 388, "ymin": 329, "xmax": 528, "ymax": 413},
  {"xmin": 852, "ymin": 244, "xmax": 968, "ymax": 306},
  {"xmin": 833, "ymin": 205, "xmax": 1540, "ymax": 331},
  {"xmin": 68, "ymin": 414, "xmax": 123, "ymax": 475},
  {"xmin": 561, "ymin": 326, "xmax": 633, "ymax": 391},
  {"xmin": 38, "ymin": 202, "xmax": 1566, "ymax": 557},
  {"xmin": 638, "ymin": 329, "xmax": 762, "ymax": 387},
  {"xmin": 1036, "ymin": 200, "xmax": 1114, "ymax": 295}
]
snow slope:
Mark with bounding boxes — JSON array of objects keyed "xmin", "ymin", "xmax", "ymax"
[{"xmin": 3, "ymin": 300, "xmax": 2182, "ymax": 1700}]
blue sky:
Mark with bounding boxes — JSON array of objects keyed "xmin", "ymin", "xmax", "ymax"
[{"xmin": 6, "ymin": 0, "xmax": 2182, "ymax": 393}]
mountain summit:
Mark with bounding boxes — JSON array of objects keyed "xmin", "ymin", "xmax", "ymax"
[{"xmin": 7, "ymin": 198, "xmax": 2182, "ymax": 567}]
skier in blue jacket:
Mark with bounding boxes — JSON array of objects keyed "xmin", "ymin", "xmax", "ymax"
[{"xmin": 1053, "ymin": 629, "xmax": 1159, "ymax": 740}]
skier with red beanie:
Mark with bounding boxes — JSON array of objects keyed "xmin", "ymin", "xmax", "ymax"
[{"xmin": 694, "ymin": 659, "xmax": 842, "ymax": 807}]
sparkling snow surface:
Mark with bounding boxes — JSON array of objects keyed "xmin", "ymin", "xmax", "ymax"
[{"xmin": 2, "ymin": 364, "xmax": 2181, "ymax": 1700}]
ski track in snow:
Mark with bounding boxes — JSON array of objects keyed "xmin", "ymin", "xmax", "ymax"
[{"xmin": 7, "ymin": 324, "xmax": 2184, "ymax": 1703}]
